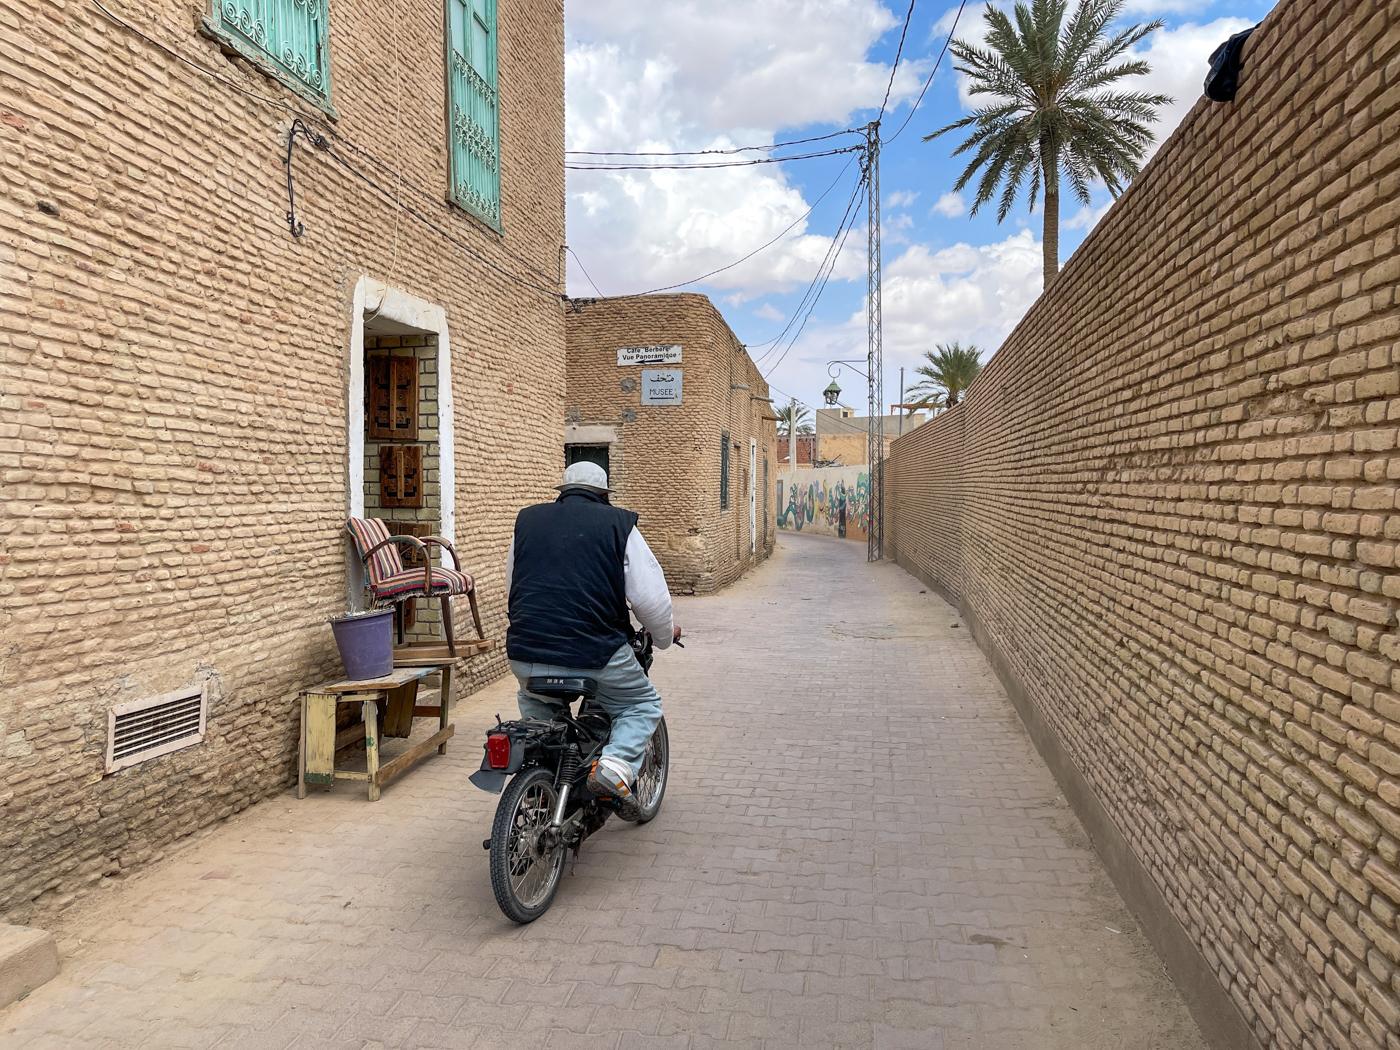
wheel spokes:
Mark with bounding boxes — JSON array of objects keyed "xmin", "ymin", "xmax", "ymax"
[
  {"xmin": 507, "ymin": 783, "xmax": 561, "ymax": 907},
  {"xmin": 635, "ymin": 729, "xmax": 666, "ymax": 808}
]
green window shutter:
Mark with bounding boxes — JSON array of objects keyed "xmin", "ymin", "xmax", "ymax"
[
  {"xmin": 447, "ymin": 0, "xmax": 500, "ymax": 227},
  {"xmin": 212, "ymin": 0, "xmax": 332, "ymax": 101},
  {"xmin": 720, "ymin": 432, "xmax": 731, "ymax": 510}
]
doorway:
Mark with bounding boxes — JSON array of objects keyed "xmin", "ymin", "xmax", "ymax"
[
  {"xmin": 565, "ymin": 443, "xmax": 610, "ymax": 475},
  {"xmin": 346, "ymin": 278, "xmax": 456, "ymax": 621}
]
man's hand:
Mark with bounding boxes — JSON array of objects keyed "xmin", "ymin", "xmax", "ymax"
[{"xmin": 673, "ymin": 624, "xmax": 683, "ymax": 642}]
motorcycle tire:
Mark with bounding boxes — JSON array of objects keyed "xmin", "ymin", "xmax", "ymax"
[
  {"xmin": 630, "ymin": 716, "xmax": 669, "ymax": 824},
  {"xmin": 490, "ymin": 766, "xmax": 567, "ymax": 923}
]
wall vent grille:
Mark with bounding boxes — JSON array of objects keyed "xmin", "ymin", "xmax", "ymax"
[{"xmin": 106, "ymin": 685, "xmax": 208, "ymax": 774}]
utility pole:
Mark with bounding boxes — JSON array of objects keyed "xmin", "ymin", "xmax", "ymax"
[
  {"xmin": 863, "ymin": 122, "xmax": 883, "ymax": 563},
  {"xmin": 787, "ymin": 396, "xmax": 797, "ymax": 472}
]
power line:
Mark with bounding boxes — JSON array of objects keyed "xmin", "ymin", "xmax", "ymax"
[
  {"xmin": 750, "ymin": 172, "xmax": 867, "ymax": 359},
  {"xmin": 566, "ymin": 129, "xmax": 859, "ymax": 157},
  {"xmin": 322, "ymin": 146, "xmax": 564, "ymax": 298},
  {"xmin": 596, "ymin": 156, "xmax": 858, "ymax": 301},
  {"xmin": 761, "ymin": 190, "xmax": 864, "ymax": 376},
  {"xmin": 878, "ymin": 0, "xmax": 918, "ymax": 121},
  {"xmin": 567, "ymin": 247, "xmax": 605, "ymax": 297},
  {"xmin": 754, "ymin": 172, "xmax": 868, "ymax": 372},
  {"xmin": 566, "ymin": 145, "xmax": 862, "ymax": 171},
  {"xmin": 324, "ymin": 135, "xmax": 558, "ymax": 285},
  {"xmin": 883, "ymin": 0, "xmax": 969, "ymax": 145},
  {"xmin": 752, "ymin": 169, "xmax": 867, "ymax": 360}
]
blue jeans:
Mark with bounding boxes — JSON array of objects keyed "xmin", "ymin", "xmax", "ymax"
[{"xmin": 510, "ymin": 642, "xmax": 662, "ymax": 780}]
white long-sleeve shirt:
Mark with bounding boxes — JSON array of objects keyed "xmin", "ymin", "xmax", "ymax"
[{"xmin": 505, "ymin": 526, "xmax": 674, "ymax": 649}]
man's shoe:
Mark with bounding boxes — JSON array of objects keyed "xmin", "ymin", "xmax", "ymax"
[{"xmin": 589, "ymin": 756, "xmax": 643, "ymax": 821}]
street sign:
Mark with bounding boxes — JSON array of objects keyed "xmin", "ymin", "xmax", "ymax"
[
  {"xmin": 618, "ymin": 345, "xmax": 682, "ymax": 366},
  {"xmin": 640, "ymin": 369, "xmax": 682, "ymax": 405}
]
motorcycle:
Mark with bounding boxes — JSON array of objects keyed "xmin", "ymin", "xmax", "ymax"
[{"xmin": 470, "ymin": 629, "xmax": 673, "ymax": 923}]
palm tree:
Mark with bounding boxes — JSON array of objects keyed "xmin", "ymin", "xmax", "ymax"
[
  {"xmin": 908, "ymin": 343, "xmax": 983, "ymax": 410},
  {"xmin": 776, "ymin": 402, "xmax": 813, "ymax": 438},
  {"xmin": 925, "ymin": 0, "xmax": 1170, "ymax": 285}
]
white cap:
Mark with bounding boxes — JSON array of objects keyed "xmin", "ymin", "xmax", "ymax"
[{"xmin": 555, "ymin": 461, "xmax": 614, "ymax": 493}]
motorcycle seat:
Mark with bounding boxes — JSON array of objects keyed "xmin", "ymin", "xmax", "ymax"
[{"xmin": 526, "ymin": 675, "xmax": 599, "ymax": 702}]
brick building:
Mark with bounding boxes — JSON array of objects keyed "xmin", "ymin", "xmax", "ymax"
[
  {"xmin": 777, "ymin": 433, "xmax": 817, "ymax": 468},
  {"xmin": 0, "ymin": 0, "xmax": 566, "ymax": 924},
  {"xmin": 814, "ymin": 407, "xmax": 925, "ymax": 465},
  {"xmin": 885, "ymin": 2, "xmax": 1400, "ymax": 1047},
  {"xmin": 778, "ymin": 409, "xmax": 925, "ymax": 468},
  {"xmin": 564, "ymin": 295, "xmax": 778, "ymax": 594}
]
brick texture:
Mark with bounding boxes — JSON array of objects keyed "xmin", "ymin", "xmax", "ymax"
[
  {"xmin": 885, "ymin": 3, "xmax": 1400, "ymax": 1048},
  {"xmin": 0, "ymin": 532, "xmax": 1210, "ymax": 1050},
  {"xmin": 564, "ymin": 294, "xmax": 778, "ymax": 594},
  {"xmin": 0, "ymin": 0, "xmax": 566, "ymax": 924}
]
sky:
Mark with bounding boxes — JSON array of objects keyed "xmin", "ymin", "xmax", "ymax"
[{"xmin": 562, "ymin": 0, "xmax": 1273, "ymax": 415}]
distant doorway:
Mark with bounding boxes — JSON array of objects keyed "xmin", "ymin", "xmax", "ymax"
[{"xmin": 565, "ymin": 443, "xmax": 610, "ymax": 476}]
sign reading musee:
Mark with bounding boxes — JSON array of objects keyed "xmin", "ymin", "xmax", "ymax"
[
  {"xmin": 641, "ymin": 369, "xmax": 683, "ymax": 405},
  {"xmin": 617, "ymin": 344, "xmax": 682, "ymax": 366}
]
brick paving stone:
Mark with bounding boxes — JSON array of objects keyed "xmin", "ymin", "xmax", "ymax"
[{"xmin": 0, "ymin": 532, "xmax": 1207, "ymax": 1049}]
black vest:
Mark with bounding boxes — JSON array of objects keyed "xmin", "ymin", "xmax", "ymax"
[{"xmin": 506, "ymin": 490, "xmax": 640, "ymax": 668}]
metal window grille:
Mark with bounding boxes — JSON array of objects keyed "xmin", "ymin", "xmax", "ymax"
[
  {"xmin": 720, "ymin": 432, "xmax": 730, "ymax": 510},
  {"xmin": 207, "ymin": 0, "xmax": 332, "ymax": 102},
  {"xmin": 447, "ymin": 0, "xmax": 500, "ymax": 227},
  {"xmin": 106, "ymin": 685, "xmax": 208, "ymax": 774}
]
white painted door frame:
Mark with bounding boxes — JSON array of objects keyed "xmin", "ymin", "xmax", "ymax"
[
  {"xmin": 749, "ymin": 438, "xmax": 757, "ymax": 555},
  {"xmin": 346, "ymin": 276, "xmax": 456, "ymax": 610}
]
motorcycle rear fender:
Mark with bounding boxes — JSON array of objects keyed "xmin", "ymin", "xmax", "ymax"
[
  {"xmin": 469, "ymin": 768, "xmax": 509, "ymax": 793},
  {"xmin": 477, "ymin": 727, "xmax": 528, "ymax": 776}
]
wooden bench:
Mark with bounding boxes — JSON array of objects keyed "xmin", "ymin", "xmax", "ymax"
[
  {"xmin": 298, "ymin": 638, "xmax": 498, "ymax": 801},
  {"xmin": 298, "ymin": 665, "xmax": 455, "ymax": 802}
]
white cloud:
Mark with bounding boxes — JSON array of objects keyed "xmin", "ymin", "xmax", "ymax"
[
  {"xmin": 1126, "ymin": 18, "xmax": 1257, "ymax": 156},
  {"xmin": 932, "ymin": 191, "xmax": 966, "ymax": 217},
  {"xmin": 887, "ymin": 190, "xmax": 920, "ymax": 208},
  {"xmin": 753, "ymin": 303, "xmax": 785, "ymax": 321},
  {"xmin": 1063, "ymin": 197, "xmax": 1113, "ymax": 231},
  {"xmin": 760, "ymin": 230, "xmax": 1044, "ymax": 397},
  {"xmin": 933, "ymin": 1, "xmax": 983, "ymax": 37},
  {"xmin": 564, "ymin": 1, "xmax": 920, "ymax": 299},
  {"xmin": 568, "ymin": 1, "xmax": 923, "ymax": 133},
  {"xmin": 878, "ymin": 230, "xmax": 1044, "ymax": 356},
  {"xmin": 1121, "ymin": 0, "xmax": 1212, "ymax": 13}
]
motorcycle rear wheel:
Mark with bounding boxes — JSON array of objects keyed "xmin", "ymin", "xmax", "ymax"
[
  {"xmin": 630, "ymin": 716, "xmax": 669, "ymax": 824},
  {"xmin": 490, "ymin": 767, "xmax": 567, "ymax": 923}
]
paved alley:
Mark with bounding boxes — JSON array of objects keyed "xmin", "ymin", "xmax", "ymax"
[{"xmin": 1, "ymin": 532, "xmax": 1207, "ymax": 1050}]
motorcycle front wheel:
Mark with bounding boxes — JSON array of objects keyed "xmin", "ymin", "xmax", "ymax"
[{"xmin": 490, "ymin": 767, "xmax": 567, "ymax": 923}]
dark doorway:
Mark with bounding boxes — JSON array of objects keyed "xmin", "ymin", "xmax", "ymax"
[{"xmin": 565, "ymin": 444, "xmax": 610, "ymax": 475}]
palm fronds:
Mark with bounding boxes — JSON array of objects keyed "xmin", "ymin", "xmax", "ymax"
[
  {"xmin": 925, "ymin": 0, "xmax": 1170, "ymax": 283},
  {"xmin": 907, "ymin": 343, "xmax": 984, "ymax": 409}
]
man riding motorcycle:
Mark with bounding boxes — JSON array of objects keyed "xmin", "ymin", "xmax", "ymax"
[{"xmin": 503, "ymin": 461, "xmax": 680, "ymax": 819}]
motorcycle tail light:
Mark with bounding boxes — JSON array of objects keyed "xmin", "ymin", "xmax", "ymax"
[{"xmin": 486, "ymin": 733, "xmax": 511, "ymax": 770}]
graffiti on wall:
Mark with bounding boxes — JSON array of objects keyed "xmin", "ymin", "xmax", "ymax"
[{"xmin": 776, "ymin": 467, "xmax": 870, "ymax": 540}]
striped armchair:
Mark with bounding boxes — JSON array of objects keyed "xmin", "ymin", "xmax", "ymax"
[{"xmin": 346, "ymin": 518, "xmax": 483, "ymax": 656}]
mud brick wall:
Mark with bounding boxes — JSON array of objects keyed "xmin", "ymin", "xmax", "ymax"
[
  {"xmin": 885, "ymin": 2, "xmax": 1400, "ymax": 1048},
  {"xmin": 564, "ymin": 294, "xmax": 778, "ymax": 594},
  {"xmin": 0, "ymin": 0, "xmax": 565, "ymax": 923}
]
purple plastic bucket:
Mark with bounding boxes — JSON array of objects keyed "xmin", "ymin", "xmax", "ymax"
[{"xmin": 329, "ymin": 609, "xmax": 395, "ymax": 680}]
